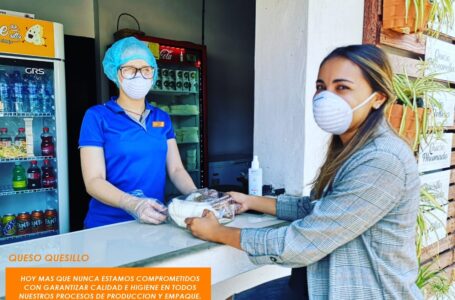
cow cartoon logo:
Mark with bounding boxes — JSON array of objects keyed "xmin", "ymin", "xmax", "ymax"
[{"xmin": 23, "ymin": 24, "xmax": 46, "ymax": 46}]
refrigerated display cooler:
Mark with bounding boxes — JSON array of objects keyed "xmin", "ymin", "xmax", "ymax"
[
  {"xmin": 137, "ymin": 35, "xmax": 208, "ymax": 199},
  {"xmin": 0, "ymin": 14, "xmax": 69, "ymax": 244}
]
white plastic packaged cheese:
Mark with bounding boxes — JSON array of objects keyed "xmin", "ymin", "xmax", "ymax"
[{"xmin": 168, "ymin": 188, "xmax": 238, "ymax": 228}]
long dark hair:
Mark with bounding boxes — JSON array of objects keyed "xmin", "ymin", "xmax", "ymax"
[{"xmin": 313, "ymin": 44, "xmax": 398, "ymax": 199}]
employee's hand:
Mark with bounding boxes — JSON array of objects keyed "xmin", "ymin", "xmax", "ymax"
[
  {"xmin": 227, "ymin": 192, "xmax": 251, "ymax": 214},
  {"xmin": 185, "ymin": 209, "xmax": 222, "ymax": 242},
  {"xmin": 120, "ymin": 195, "xmax": 168, "ymax": 224}
]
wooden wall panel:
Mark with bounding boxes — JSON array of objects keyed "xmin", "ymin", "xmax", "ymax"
[
  {"xmin": 380, "ymin": 29, "xmax": 426, "ymax": 54},
  {"xmin": 422, "ymin": 235, "xmax": 455, "ymax": 262},
  {"xmin": 366, "ymin": 0, "xmax": 455, "ymax": 279},
  {"xmin": 425, "ymin": 249, "xmax": 454, "ymax": 272},
  {"xmin": 449, "ymin": 185, "xmax": 455, "ymax": 202},
  {"xmin": 363, "ymin": 0, "xmax": 382, "ymax": 44},
  {"xmin": 387, "ymin": 53, "xmax": 421, "ymax": 77}
]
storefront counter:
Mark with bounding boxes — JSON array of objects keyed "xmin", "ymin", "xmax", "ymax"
[{"xmin": 0, "ymin": 213, "xmax": 290, "ymax": 299}]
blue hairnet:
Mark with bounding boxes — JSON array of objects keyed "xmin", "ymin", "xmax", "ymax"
[{"xmin": 102, "ymin": 37, "xmax": 158, "ymax": 87}]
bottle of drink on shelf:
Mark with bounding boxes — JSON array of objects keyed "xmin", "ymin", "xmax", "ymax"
[
  {"xmin": 37, "ymin": 79, "xmax": 47, "ymax": 112},
  {"xmin": 0, "ymin": 128, "xmax": 12, "ymax": 147},
  {"xmin": 14, "ymin": 127, "xmax": 26, "ymax": 154},
  {"xmin": 41, "ymin": 159, "xmax": 56, "ymax": 188},
  {"xmin": 41, "ymin": 127, "xmax": 55, "ymax": 157},
  {"xmin": 43, "ymin": 80, "xmax": 54, "ymax": 113},
  {"xmin": 0, "ymin": 74, "xmax": 13, "ymax": 113},
  {"xmin": 12, "ymin": 162, "xmax": 27, "ymax": 191},
  {"xmin": 27, "ymin": 160, "xmax": 41, "ymax": 189},
  {"xmin": 28, "ymin": 78, "xmax": 41, "ymax": 113},
  {"xmin": 13, "ymin": 72, "xmax": 30, "ymax": 113}
]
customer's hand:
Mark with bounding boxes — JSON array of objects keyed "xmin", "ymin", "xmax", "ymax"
[
  {"xmin": 227, "ymin": 192, "xmax": 251, "ymax": 214},
  {"xmin": 185, "ymin": 209, "xmax": 222, "ymax": 242},
  {"xmin": 120, "ymin": 194, "xmax": 168, "ymax": 224}
]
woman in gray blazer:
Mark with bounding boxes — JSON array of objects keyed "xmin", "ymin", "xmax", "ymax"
[{"xmin": 186, "ymin": 44, "xmax": 422, "ymax": 300}]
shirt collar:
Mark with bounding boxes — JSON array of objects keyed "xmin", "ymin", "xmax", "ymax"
[{"xmin": 105, "ymin": 96, "xmax": 154, "ymax": 113}]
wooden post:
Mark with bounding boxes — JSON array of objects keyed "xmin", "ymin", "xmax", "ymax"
[{"xmin": 363, "ymin": 0, "xmax": 381, "ymax": 44}]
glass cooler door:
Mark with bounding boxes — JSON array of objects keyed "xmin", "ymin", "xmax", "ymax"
[{"xmin": 0, "ymin": 56, "xmax": 59, "ymax": 245}]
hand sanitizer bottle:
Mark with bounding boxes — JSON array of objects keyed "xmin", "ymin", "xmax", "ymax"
[{"xmin": 248, "ymin": 155, "xmax": 263, "ymax": 196}]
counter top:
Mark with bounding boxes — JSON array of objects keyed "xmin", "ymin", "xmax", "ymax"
[{"xmin": 0, "ymin": 213, "xmax": 287, "ymax": 298}]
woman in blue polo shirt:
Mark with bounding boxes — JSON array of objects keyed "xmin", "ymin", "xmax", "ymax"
[{"xmin": 79, "ymin": 37, "xmax": 197, "ymax": 228}]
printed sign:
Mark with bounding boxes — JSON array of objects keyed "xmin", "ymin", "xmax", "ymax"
[
  {"xmin": 418, "ymin": 133, "xmax": 453, "ymax": 172},
  {"xmin": 430, "ymin": 91, "xmax": 455, "ymax": 127},
  {"xmin": 420, "ymin": 170, "xmax": 451, "ymax": 247},
  {"xmin": 425, "ymin": 37, "xmax": 455, "ymax": 83},
  {"xmin": 6, "ymin": 267, "xmax": 211, "ymax": 300},
  {"xmin": 0, "ymin": 14, "xmax": 54, "ymax": 58},
  {"xmin": 422, "ymin": 206, "xmax": 448, "ymax": 247},
  {"xmin": 159, "ymin": 45, "xmax": 185, "ymax": 62}
]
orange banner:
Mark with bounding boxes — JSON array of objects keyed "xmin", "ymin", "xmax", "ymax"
[
  {"xmin": 6, "ymin": 267, "xmax": 211, "ymax": 299},
  {"xmin": 0, "ymin": 15, "xmax": 55, "ymax": 58}
]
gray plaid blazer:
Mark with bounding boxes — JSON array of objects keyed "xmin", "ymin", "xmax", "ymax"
[{"xmin": 241, "ymin": 120, "xmax": 423, "ymax": 299}]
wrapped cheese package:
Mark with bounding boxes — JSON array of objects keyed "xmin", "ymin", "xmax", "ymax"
[{"xmin": 168, "ymin": 188, "xmax": 238, "ymax": 228}]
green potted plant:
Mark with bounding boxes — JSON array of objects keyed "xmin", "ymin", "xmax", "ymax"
[
  {"xmin": 387, "ymin": 62, "xmax": 451, "ymax": 151},
  {"xmin": 383, "ymin": 0, "xmax": 454, "ymax": 36},
  {"xmin": 427, "ymin": 0, "xmax": 455, "ymax": 36},
  {"xmin": 416, "ymin": 187, "xmax": 452, "ymax": 297}
]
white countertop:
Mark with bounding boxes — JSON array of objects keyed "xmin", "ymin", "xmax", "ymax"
[{"xmin": 0, "ymin": 213, "xmax": 287, "ymax": 298}]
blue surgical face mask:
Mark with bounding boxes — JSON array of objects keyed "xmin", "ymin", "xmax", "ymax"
[
  {"xmin": 312, "ymin": 91, "xmax": 376, "ymax": 135},
  {"xmin": 120, "ymin": 76, "xmax": 152, "ymax": 100}
]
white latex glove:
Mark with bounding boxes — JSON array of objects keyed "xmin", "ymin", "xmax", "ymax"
[{"xmin": 120, "ymin": 194, "xmax": 168, "ymax": 224}]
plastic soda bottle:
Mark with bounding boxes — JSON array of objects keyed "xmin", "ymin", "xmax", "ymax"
[
  {"xmin": 14, "ymin": 128, "xmax": 26, "ymax": 152},
  {"xmin": 12, "ymin": 162, "xmax": 27, "ymax": 191},
  {"xmin": 43, "ymin": 79, "xmax": 54, "ymax": 113},
  {"xmin": 27, "ymin": 160, "xmax": 41, "ymax": 189},
  {"xmin": 28, "ymin": 79, "xmax": 41, "ymax": 113},
  {"xmin": 41, "ymin": 127, "xmax": 55, "ymax": 156},
  {"xmin": 13, "ymin": 72, "xmax": 29, "ymax": 113},
  {"xmin": 0, "ymin": 128, "xmax": 12, "ymax": 147},
  {"xmin": 0, "ymin": 75, "xmax": 13, "ymax": 112},
  {"xmin": 41, "ymin": 159, "xmax": 56, "ymax": 188}
]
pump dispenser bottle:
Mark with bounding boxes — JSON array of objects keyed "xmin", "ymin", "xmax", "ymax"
[{"xmin": 248, "ymin": 155, "xmax": 263, "ymax": 196}]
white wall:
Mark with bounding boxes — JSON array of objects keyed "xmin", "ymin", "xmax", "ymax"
[
  {"xmin": 254, "ymin": 0, "xmax": 365, "ymax": 195},
  {"xmin": 254, "ymin": 0, "xmax": 308, "ymax": 195},
  {"xmin": 0, "ymin": 0, "xmax": 95, "ymax": 38}
]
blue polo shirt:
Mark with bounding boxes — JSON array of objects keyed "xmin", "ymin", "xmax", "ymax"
[{"xmin": 79, "ymin": 97, "xmax": 175, "ymax": 228}]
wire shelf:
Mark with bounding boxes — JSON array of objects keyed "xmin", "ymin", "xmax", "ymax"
[
  {"xmin": 0, "ymin": 186, "xmax": 57, "ymax": 197},
  {"xmin": 0, "ymin": 230, "xmax": 59, "ymax": 245},
  {"xmin": 0, "ymin": 156, "xmax": 54, "ymax": 163},
  {"xmin": 0, "ymin": 112, "xmax": 53, "ymax": 118}
]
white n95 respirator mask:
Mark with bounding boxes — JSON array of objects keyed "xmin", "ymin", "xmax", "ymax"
[
  {"xmin": 312, "ymin": 91, "xmax": 376, "ymax": 135},
  {"xmin": 121, "ymin": 76, "xmax": 153, "ymax": 100}
]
